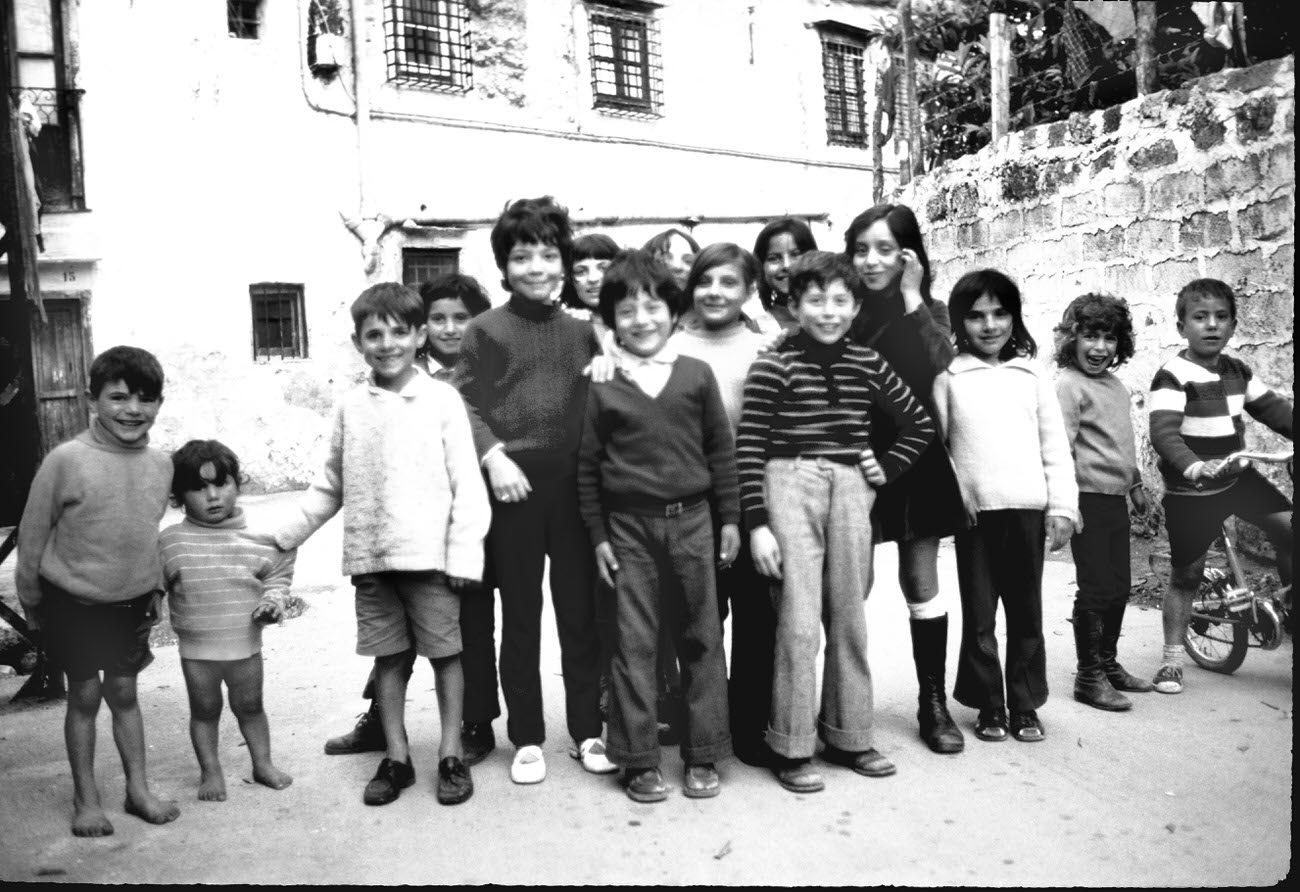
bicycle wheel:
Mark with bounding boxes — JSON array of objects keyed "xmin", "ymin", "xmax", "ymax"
[{"xmin": 1184, "ymin": 606, "xmax": 1250, "ymax": 673}]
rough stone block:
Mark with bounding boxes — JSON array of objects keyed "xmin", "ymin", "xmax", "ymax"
[
  {"xmin": 1148, "ymin": 171, "xmax": 1204, "ymax": 211},
  {"xmin": 1082, "ymin": 226, "xmax": 1125, "ymax": 262},
  {"xmin": 1191, "ymin": 116, "xmax": 1227, "ymax": 150},
  {"xmin": 1102, "ymin": 262, "xmax": 1146, "ymax": 296},
  {"xmin": 1201, "ymin": 248, "xmax": 1265, "ymax": 292},
  {"xmin": 1206, "ymin": 155, "xmax": 1262, "ymax": 201},
  {"xmin": 1179, "ymin": 211, "xmax": 1232, "ymax": 249},
  {"xmin": 1062, "ymin": 192, "xmax": 1097, "ymax": 227},
  {"xmin": 1048, "ymin": 122, "xmax": 1067, "ymax": 147},
  {"xmin": 966, "ymin": 219, "xmax": 990, "ymax": 249},
  {"xmin": 1091, "ymin": 147, "xmax": 1116, "ymax": 177},
  {"xmin": 1150, "ymin": 257, "xmax": 1203, "ymax": 297},
  {"xmin": 950, "ymin": 182, "xmax": 980, "ymax": 217},
  {"xmin": 1166, "ymin": 88, "xmax": 1192, "ymax": 107},
  {"xmin": 1068, "ymin": 112, "xmax": 1095, "ymax": 145},
  {"xmin": 1023, "ymin": 202, "xmax": 1059, "ymax": 232},
  {"xmin": 1224, "ymin": 60, "xmax": 1281, "ymax": 94},
  {"xmin": 1139, "ymin": 95, "xmax": 1165, "ymax": 120},
  {"xmin": 1020, "ymin": 127, "xmax": 1040, "ymax": 152},
  {"xmin": 1235, "ymin": 95, "xmax": 1278, "ymax": 143},
  {"xmin": 1128, "ymin": 138, "xmax": 1179, "ymax": 171},
  {"xmin": 928, "ymin": 223, "xmax": 956, "ymax": 256},
  {"xmin": 1238, "ymin": 196, "xmax": 1293, "ymax": 242},
  {"xmin": 991, "ymin": 211, "xmax": 1024, "ymax": 244},
  {"xmin": 1126, "ymin": 219, "xmax": 1181, "ymax": 256},
  {"xmin": 1261, "ymin": 245, "xmax": 1295, "ymax": 289},
  {"xmin": 1103, "ymin": 181, "xmax": 1143, "ymax": 216},
  {"xmin": 1042, "ymin": 160, "xmax": 1079, "ymax": 195},
  {"xmin": 1102, "ymin": 105, "xmax": 1123, "ymax": 134},
  {"xmin": 1264, "ymin": 143, "xmax": 1294, "ymax": 182},
  {"xmin": 927, "ymin": 189, "xmax": 949, "ymax": 222},
  {"xmin": 1235, "ymin": 289, "xmax": 1295, "ymax": 337},
  {"xmin": 999, "ymin": 162, "xmax": 1039, "ymax": 202}
]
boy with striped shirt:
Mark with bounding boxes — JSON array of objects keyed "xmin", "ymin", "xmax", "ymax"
[
  {"xmin": 736, "ymin": 252, "xmax": 934, "ymax": 793},
  {"xmin": 1148, "ymin": 278, "xmax": 1293, "ymax": 694}
]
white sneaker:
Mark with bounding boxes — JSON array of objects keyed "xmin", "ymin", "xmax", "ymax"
[
  {"xmin": 510, "ymin": 745, "xmax": 546, "ymax": 784},
  {"xmin": 570, "ymin": 737, "xmax": 618, "ymax": 774}
]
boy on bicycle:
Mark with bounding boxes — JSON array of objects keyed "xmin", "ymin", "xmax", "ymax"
[{"xmin": 1148, "ymin": 279, "xmax": 1293, "ymax": 694}]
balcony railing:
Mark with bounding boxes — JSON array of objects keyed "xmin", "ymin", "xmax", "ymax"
[{"xmin": 12, "ymin": 86, "xmax": 86, "ymax": 212}]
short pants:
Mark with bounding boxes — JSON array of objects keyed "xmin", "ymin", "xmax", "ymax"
[
  {"xmin": 1163, "ymin": 467, "xmax": 1292, "ymax": 568},
  {"xmin": 352, "ymin": 570, "xmax": 462, "ymax": 659},
  {"xmin": 38, "ymin": 576, "xmax": 159, "ymax": 682}
]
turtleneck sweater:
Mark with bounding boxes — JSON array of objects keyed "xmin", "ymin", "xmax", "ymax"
[
  {"xmin": 160, "ymin": 508, "xmax": 297, "ymax": 660},
  {"xmin": 454, "ymin": 295, "xmax": 601, "ymax": 463},
  {"xmin": 16, "ymin": 419, "xmax": 173, "ymax": 610}
]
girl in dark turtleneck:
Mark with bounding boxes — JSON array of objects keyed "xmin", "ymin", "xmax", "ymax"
[{"xmin": 845, "ymin": 203, "xmax": 971, "ymax": 756}]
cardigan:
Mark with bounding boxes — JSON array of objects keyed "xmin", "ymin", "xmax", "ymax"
[
  {"xmin": 933, "ymin": 354, "xmax": 1080, "ymax": 524},
  {"xmin": 15, "ymin": 420, "xmax": 172, "ymax": 612},
  {"xmin": 275, "ymin": 371, "xmax": 491, "ymax": 580},
  {"xmin": 161, "ymin": 509, "xmax": 297, "ymax": 661},
  {"xmin": 1055, "ymin": 366, "xmax": 1143, "ymax": 496}
]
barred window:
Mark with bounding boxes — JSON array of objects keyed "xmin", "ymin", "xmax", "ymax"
[
  {"xmin": 587, "ymin": 2, "xmax": 662, "ymax": 118},
  {"xmin": 251, "ymin": 284, "xmax": 308, "ymax": 360},
  {"xmin": 402, "ymin": 248, "xmax": 460, "ymax": 287},
  {"xmin": 228, "ymin": 0, "xmax": 262, "ymax": 39},
  {"xmin": 383, "ymin": 0, "xmax": 472, "ymax": 91},
  {"xmin": 821, "ymin": 31, "xmax": 867, "ymax": 148}
]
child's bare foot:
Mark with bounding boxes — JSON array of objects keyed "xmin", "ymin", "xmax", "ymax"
[
  {"xmin": 71, "ymin": 799, "xmax": 114, "ymax": 837},
  {"xmin": 253, "ymin": 764, "xmax": 293, "ymax": 790},
  {"xmin": 197, "ymin": 769, "xmax": 227, "ymax": 801},
  {"xmin": 124, "ymin": 790, "xmax": 181, "ymax": 825}
]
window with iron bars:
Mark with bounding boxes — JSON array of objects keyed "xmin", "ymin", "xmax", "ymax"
[
  {"xmin": 250, "ymin": 284, "xmax": 308, "ymax": 360},
  {"xmin": 587, "ymin": 2, "xmax": 662, "ymax": 118},
  {"xmin": 228, "ymin": 0, "xmax": 262, "ymax": 39},
  {"xmin": 383, "ymin": 0, "xmax": 473, "ymax": 91},
  {"xmin": 821, "ymin": 32, "xmax": 868, "ymax": 148},
  {"xmin": 402, "ymin": 248, "xmax": 461, "ymax": 287}
]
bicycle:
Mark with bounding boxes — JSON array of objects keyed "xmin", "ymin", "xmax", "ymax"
[{"xmin": 1148, "ymin": 449, "xmax": 1293, "ymax": 675}]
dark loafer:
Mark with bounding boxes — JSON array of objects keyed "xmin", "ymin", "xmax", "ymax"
[
  {"xmin": 1010, "ymin": 710, "xmax": 1046, "ymax": 742},
  {"xmin": 436, "ymin": 756, "xmax": 474, "ymax": 805},
  {"xmin": 363, "ymin": 757, "xmax": 415, "ymax": 805},
  {"xmin": 460, "ymin": 722, "xmax": 496, "ymax": 767},
  {"xmin": 821, "ymin": 745, "xmax": 897, "ymax": 778},
  {"xmin": 683, "ymin": 763, "xmax": 720, "ymax": 799},
  {"xmin": 325, "ymin": 706, "xmax": 386, "ymax": 755},
  {"xmin": 975, "ymin": 708, "xmax": 1009, "ymax": 742},
  {"xmin": 624, "ymin": 768, "xmax": 669, "ymax": 803},
  {"xmin": 773, "ymin": 757, "xmax": 824, "ymax": 794}
]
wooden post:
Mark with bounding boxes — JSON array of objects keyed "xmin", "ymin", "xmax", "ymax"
[
  {"xmin": 900, "ymin": 0, "xmax": 921, "ymax": 179},
  {"xmin": 989, "ymin": 11, "xmax": 1011, "ymax": 142},
  {"xmin": 872, "ymin": 67, "xmax": 885, "ymax": 202},
  {"xmin": 1132, "ymin": 0, "xmax": 1159, "ymax": 95}
]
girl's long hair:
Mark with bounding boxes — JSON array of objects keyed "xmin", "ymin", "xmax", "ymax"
[
  {"xmin": 843, "ymin": 203, "xmax": 935, "ymax": 305},
  {"xmin": 948, "ymin": 268, "xmax": 1037, "ymax": 361},
  {"xmin": 752, "ymin": 217, "xmax": 818, "ymax": 310}
]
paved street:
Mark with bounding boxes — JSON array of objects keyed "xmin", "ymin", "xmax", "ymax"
[{"xmin": 0, "ymin": 492, "xmax": 1292, "ymax": 885}]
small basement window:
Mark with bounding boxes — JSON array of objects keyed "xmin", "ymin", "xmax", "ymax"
[
  {"xmin": 251, "ymin": 283, "xmax": 308, "ymax": 360},
  {"xmin": 402, "ymin": 247, "xmax": 460, "ymax": 286},
  {"xmin": 228, "ymin": 0, "xmax": 262, "ymax": 39}
]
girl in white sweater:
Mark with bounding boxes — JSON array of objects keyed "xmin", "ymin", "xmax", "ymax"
[{"xmin": 933, "ymin": 270, "xmax": 1079, "ymax": 745}]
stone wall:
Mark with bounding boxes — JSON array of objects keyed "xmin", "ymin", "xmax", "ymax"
[{"xmin": 898, "ymin": 56, "xmax": 1295, "ymax": 551}]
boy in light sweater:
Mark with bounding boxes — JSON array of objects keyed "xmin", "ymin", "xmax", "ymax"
[{"xmin": 276, "ymin": 283, "xmax": 490, "ymax": 807}]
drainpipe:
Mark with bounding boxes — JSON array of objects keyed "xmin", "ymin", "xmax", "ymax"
[{"xmin": 339, "ymin": 0, "xmax": 394, "ymax": 276}]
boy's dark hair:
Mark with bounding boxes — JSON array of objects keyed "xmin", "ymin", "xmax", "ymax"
[
  {"xmin": 1175, "ymin": 278, "xmax": 1237, "ymax": 321},
  {"xmin": 1053, "ymin": 293, "xmax": 1136, "ymax": 369},
  {"xmin": 350, "ymin": 282, "xmax": 425, "ymax": 333},
  {"xmin": 489, "ymin": 196, "xmax": 574, "ymax": 277},
  {"xmin": 949, "ymin": 268, "xmax": 1038, "ymax": 361},
  {"xmin": 752, "ymin": 217, "xmax": 818, "ymax": 308},
  {"xmin": 597, "ymin": 249, "xmax": 682, "ymax": 330},
  {"xmin": 683, "ymin": 243, "xmax": 762, "ymax": 301},
  {"xmin": 88, "ymin": 345, "xmax": 165, "ymax": 400},
  {"xmin": 573, "ymin": 233, "xmax": 621, "ymax": 263},
  {"xmin": 843, "ymin": 203, "xmax": 935, "ymax": 305},
  {"xmin": 418, "ymin": 272, "xmax": 492, "ymax": 318},
  {"xmin": 170, "ymin": 439, "xmax": 242, "ymax": 505},
  {"xmin": 787, "ymin": 251, "xmax": 862, "ymax": 305}
]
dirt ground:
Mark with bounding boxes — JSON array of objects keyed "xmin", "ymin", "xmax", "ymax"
[{"xmin": 0, "ymin": 493, "xmax": 1292, "ymax": 886}]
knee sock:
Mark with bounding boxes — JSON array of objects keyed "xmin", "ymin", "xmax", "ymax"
[
  {"xmin": 907, "ymin": 589, "xmax": 948, "ymax": 620},
  {"xmin": 1161, "ymin": 644, "xmax": 1184, "ymax": 668}
]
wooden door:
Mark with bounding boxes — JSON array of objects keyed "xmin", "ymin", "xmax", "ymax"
[{"xmin": 29, "ymin": 295, "xmax": 91, "ymax": 457}]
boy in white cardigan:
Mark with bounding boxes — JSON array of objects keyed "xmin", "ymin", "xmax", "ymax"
[{"xmin": 276, "ymin": 283, "xmax": 490, "ymax": 807}]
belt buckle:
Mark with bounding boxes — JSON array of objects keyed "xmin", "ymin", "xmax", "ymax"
[{"xmin": 664, "ymin": 501, "xmax": 684, "ymax": 517}]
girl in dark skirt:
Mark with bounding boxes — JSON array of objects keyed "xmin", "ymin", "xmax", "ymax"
[{"xmin": 843, "ymin": 204, "xmax": 971, "ymax": 755}]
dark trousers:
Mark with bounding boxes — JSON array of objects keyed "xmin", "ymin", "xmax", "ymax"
[
  {"xmin": 605, "ymin": 503, "xmax": 731, "ymax": 769},
  {"xmin": 1070, "ymin": 493, "xmax": 1131, "ymax": 612},
  {"xmin": 953, "ymin": 509, "xmax": 1048, "ymax": 713},
  {"xmin": 488, "ymin": 459, "xmax": 601, "ymax": 747},
  {"xmin": 717, "ymin": 531, "xmax": 776, "ymax": 757}
]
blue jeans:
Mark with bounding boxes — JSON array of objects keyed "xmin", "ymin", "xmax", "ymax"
[{"xmin": 764, "ymin": 458, "xmax": 877, "ymax": 759}]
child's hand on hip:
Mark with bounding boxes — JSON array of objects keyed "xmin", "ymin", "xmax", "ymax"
[
  {"xmin": 594, "ymin": 543, "xmax": 619, "ymax": 588},
  {"xmin": 1045, "ymin": 516, "xmax": 1075, "ymax": 552},
  {"xmin": 717, "ymin": 523, "xmax": 740, "ymax": 569},
  {"xmin": 1129, "ymin": 485, "xmax": 1149, "ymax": 515},
  {"xmin": 251, "ymin": 597, "xmax": 283, "ymax": 625},
  {"xmin": 584, "ymin": 353, "xmax": 619, "ymax": 383},
  {"xmin": 750, "ymin": 526, "xmax": 782, "ymax": 579},
  {"xmin": 858, "ymin": 448, "xmax": 886, "ymax": 486},
  {"xmin": 486, "ymin": 451, "xmax": 532, "ymax": 503}
]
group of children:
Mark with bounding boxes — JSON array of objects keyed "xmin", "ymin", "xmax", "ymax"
[{"xmin": 14, "ymin": 196, "xmax": 1292, "ymax": 834}]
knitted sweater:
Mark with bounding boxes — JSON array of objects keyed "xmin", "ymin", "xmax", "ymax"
[
  {"xmin": 578, "ymin": 356, "xmax": 740, "ymax": 547},
  {"xmin": 275, "ymin": 372, "xmax": 491, "ymax": 580},
  {"xmin": 933, "ymin": 354, "xmax": 1080, "ymax": 524},
  {"xmin": 1055, "ymin": 366, "xmax": 1142, "ymax": 496},
  {"xmin": 15, "ymin": 420, "xmax": 172, "ymax": 612},
  {"xmin": 736, "ymin": 332, "xmax": 935, "ymax": 531},
  {"xmin": 160, "ymin": 510, "xmax": 297, "ymax": 661},
  {"xmin": 454, "ymin": 295, "xmax": 601, "ymax": 462},
  {"xmin": 1149, "ymin": 351, "xmax": 1293, "ymax": 495},
  {"xmin": 670, "ymin": 322, "xmax": 767, "ymax": 432}
]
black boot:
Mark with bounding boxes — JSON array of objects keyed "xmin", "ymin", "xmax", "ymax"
[
  {"xmin": 324, "ymin": 700, "xmax": 387, "ymax": 755},
  {"xmin": 1100, "ymin": 604, "xmax": 1155, "ymax": 692},
  {"xmin": 1073, "ymin": 607, "xmax": 1131, "ymax": 711},
  {"xmin": 910, "ymin": 615, "xmax": 965, "ymax": 754}
]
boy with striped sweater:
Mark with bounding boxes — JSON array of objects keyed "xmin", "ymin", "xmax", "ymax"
[
  {"xmin": 1148, "ymin": 278, "xmax": 1293, "ymax": 694},
  {"xmin": 736, "ymin": 252, "xmax": 934, "ymax": 793}
]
